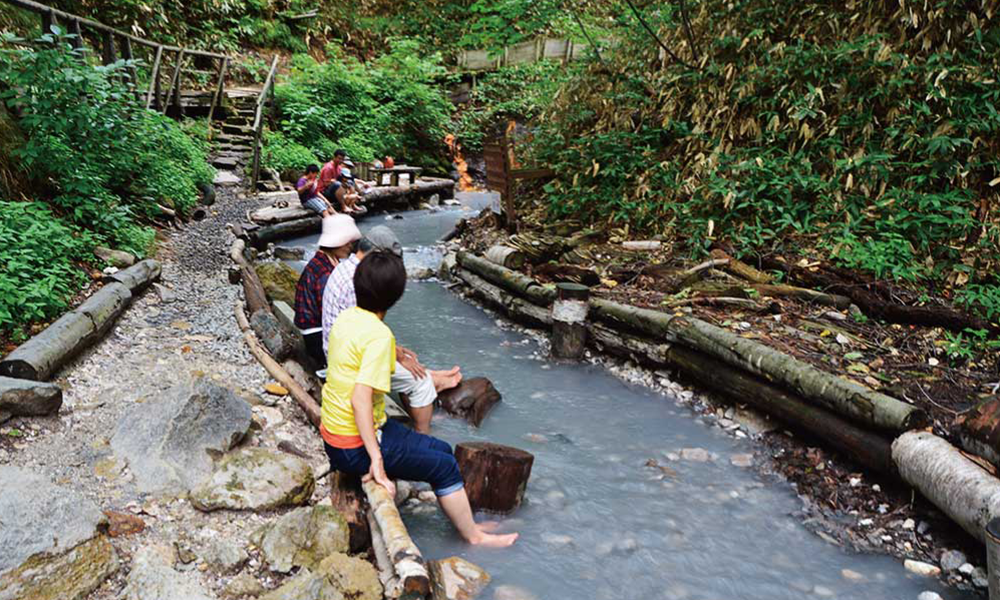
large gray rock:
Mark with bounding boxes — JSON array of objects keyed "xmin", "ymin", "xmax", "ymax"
[
  {"xmin": 0, "ymin": 466, "xmax": 106, "ymax": 574},
  {"xmin": 250, "ymin": 309, "xmax": 295, "ymax": 361},
  {"xmin": 0, "ymin": 535, "xmax": 119, "ymax": 600},
  {"xmin": 430, "ymin": 556, "xmax": 491, "ymax": 600},
  {"xmin": 94, "ymin": 246, "xmax": 136, "ymax": 268},
  {"xmin": 259, "ymin": 553, "xmax": 381, "ymax": 600},
  {"xmin": 0, "ymin": 467, "xmax": 118, "ymax": 600},
  {"xmin": 122, "ymin": 544, "xmax": 215, "ymax": 600},
  {"xmin": 190, "ymin": 448, "xmax": 315, "ymax": 512},
  {"xmin": 111, "ymin": 376, "xmax": 252, "ymax": 495},
  {"xmin": 197, "ymin": 536, "xmax": 248, "ymax": 574},
  {"xmin": 0, "ymin": 376, "xmax": 62, "ymax": 418},
  {"xmin": 253, "ymin": 506, "xmax": 349, "ymax": 573},
  {"xmin": 255, "ymin": 261, "xmax": 299, "ymax": 306}
]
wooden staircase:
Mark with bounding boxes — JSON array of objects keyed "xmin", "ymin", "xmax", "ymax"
[{"xmin": 210, "ymin": 90, "xmax": 263, "ymax": 172}]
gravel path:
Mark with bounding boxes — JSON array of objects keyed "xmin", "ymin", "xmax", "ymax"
[{"xmin": 0, "ymin": 174, "xmax": 333, "ymax": 598}]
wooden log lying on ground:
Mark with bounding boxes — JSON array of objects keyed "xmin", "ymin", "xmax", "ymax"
[
  {"xmin": 709, "ymin": 249, "xmax": 773, "ymax": 284},
  {"xmin": 484, "ymin": 245, "xmax": 525, "ymax": 270},
  {"xmin": 105, "ymin": 259, "xmax": 162, "ymax": 292},
  {"xmin": 250, "ymin": 204, "xmax": 313, "ymax": 224},
  {"xmin": 0, "ymin": 376, "xmax": 63, "ymax": 420},
  {"xmin": 241, "ymin": 266, "xmax": 270, "ymax": 315},
  {"xmin": 455, "ymin": 442, "xmax": 534, "ymax": 513},
  {"xmin": 333, "ymin": 471, "xmax": 371, "ymax": 554},
  {"xmin": 688, "ymin": 282, "xmax": 851, "ymax": 309},
  {"xmin": 361, "ymin": 177, "xmax": 455, "ymax": 205},
  {"xmin": 364, "ymin": 479, "xmax": 431, "ymax": 599},
  {"xmin": 367, "ymin": 510, "xmax": 402, "ymax": 599},
  {"xmin": 234, "ymin": 301, "xmax": 321, "ymax": 428},
  {"xmin": 763, "ymin": 256, "xmax": 996, "ymax": 334},
  {"xmin": 588, "ymin": 298, "xmax": 926, "ymax": 432},
  {"xmin": 436, "ymin": 377, "xmax": 501, "ymax": 427},
  {"xmin": 0, "ymin": 282, "xmax": 133, "ymax": 381},
  {"xmin": 457, "ymin": 251, "xmax": 556, "ymax": 306},
  {"xmin": 954, "ymin": 397, "xmax": 1000, "ymax": 471},
  {"xmin": 892, "ymin": 431, "xmax": 1000, "ymax": 544},
  {"xmin": 587, "ymin": 323, "xmax": 895, "ymax": 473},
  {"xmin": 249, "ymin": 309, "xmax": 295, "ymax": 361},
  {"xmin": 454, "ymin": 268, "xmax": 552, "ymax": 328},
  {"xmin": 249, "ymin": 216, "xmax": 323, "ymax": 249}
]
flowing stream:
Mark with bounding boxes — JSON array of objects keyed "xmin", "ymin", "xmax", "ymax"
[{"xmin": 285, "ymin": 194, "xmax": 970, "ymax": 600}]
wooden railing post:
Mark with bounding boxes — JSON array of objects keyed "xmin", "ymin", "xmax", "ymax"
[
  {"xmin": 101, "ymin": 30, "xmax": 115, "ymax": 65},
  {"xmin": 40, "ymin": 7, "xmax": 52, "ymax": 35},
  {"xmin": 145, "ymin": 45, "xmax": 163, "ymax": 109},
  {"xmin": 163, "ymin": 48, "xmax": 184, "ymax": 115},
  {"xmin": 120, "ymin": 36, "xmax": 139, "ymax": 89},
  {"xmin": 206, "ymin": 57, "xmax": 228, "ymax": 130},
  {"xmin": 251, "ymin": 55, "xmax": 280, "ymax": 191},
  {"xmin": 69, "ymin": 18, "xmax": 83, "ymax": 53}
]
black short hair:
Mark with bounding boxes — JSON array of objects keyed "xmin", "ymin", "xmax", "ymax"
[
  {"xmin": 334, "ymin": 149, "xmax": 347, "ymax": 158},
  {"xmin": 305, "ymin": 164, "xmax": 320, "ymax": 174},
  {"xmin": 354, "ymin": 251, "xmax": 406, "ymax": 313}
]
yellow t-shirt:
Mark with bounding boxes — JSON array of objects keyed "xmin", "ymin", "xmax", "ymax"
[{"xmin": 321, "ymin": 307, "xmax": 396, "ymax": 439}]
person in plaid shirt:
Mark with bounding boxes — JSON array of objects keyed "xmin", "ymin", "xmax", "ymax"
[
  {"xmin": 321, "ymin": 225, "xmax": 461, "ymax": 433},
  {"xmin": 295, "ymin": 215, "xmax": 361, "ymax": 365}
]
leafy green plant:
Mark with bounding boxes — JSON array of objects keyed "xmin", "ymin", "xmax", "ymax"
[
  {"xmin": 955, "ymin": 284, "xmax": 1000, "ymax": 324},
  {"xmin": 0, "ymin": 201, "xmax": 93, "ymax": 334},
  {"xmin": 260, "ymin": 130, "xmax": 319, "ymax": 177},
  {"xmin": 943, "ymin": 329, "xmax": 1000, "ymax": 362}
]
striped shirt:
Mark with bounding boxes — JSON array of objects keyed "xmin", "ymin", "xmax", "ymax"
[{"xmin": 321, "ymin": 253, "xmax": 360, "ymax": 353}]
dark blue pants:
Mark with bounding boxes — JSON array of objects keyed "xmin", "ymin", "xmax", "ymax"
[{"xmin": 324, "ymin": 420, "xmax": 464, "ymax": 496}]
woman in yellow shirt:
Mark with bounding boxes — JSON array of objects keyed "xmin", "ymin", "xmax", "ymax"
[{"xmin": 321, "ymin": 251, "xmax": 518, "ymax": 547}]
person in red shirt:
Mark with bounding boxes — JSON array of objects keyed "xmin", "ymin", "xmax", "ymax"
[{"xmin": 318, "ymin": 149, "xmax": 347, "ymax": 207}]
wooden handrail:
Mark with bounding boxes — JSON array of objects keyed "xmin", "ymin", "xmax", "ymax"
[
  {"xmin": 251, "ymin": 55, "xmax": 281, "ymax": 190},
  {"xmin": 2, "ymin": 0, "xmax": 227, "ymax": 60}
]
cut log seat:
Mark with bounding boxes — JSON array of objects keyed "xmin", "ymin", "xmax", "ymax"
[
  {"xmin": 436, "ymin": 377, "xmax": 501, "ymax": 427},
  {"xmin": 455, "ymin": 442, "xmax": 534, "ymax": 514}
]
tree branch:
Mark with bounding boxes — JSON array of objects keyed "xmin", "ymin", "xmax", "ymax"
[
  {"xmin": 623, "ymin": 0, "xmax": 698, "ymax": 70},
  {"xmin": 568, "ymin": 8, "xmax": 608, "ymax": 68},
  {"xmin": 677, "ymin": 0, "xmax": 700, "ymax": 63}
]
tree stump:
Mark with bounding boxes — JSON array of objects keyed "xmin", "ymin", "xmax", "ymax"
[
  {"xmin": 436, "ymin": 377, "xmax": 501, "ymax": 427},
  {"xmin": 329, "ymin": 471, "xmax": 370, "ymax": 553},
  {"xmin": 551, "ymin": 283, "xmax": 589, "ymax": 360},
  {"xmin": 455, "ymin": 442, "xmax": 533, "ymax": 514}
]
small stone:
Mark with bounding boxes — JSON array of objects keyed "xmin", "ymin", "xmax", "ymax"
[
  {"xmin": 679, "ymin": 448, "xmax": 710, "ymax": 462},
  {"xmin": 958, "ymin": 563, "xmax": 974, "ymax": 575},
  {"xmin": 858, "ymin": 518, "xmax": 874, "ymax": 527},
  {"xmin": 522, "ymin": 433, "xmax": 548, "ymax": 443},
  {"xmin": 917, "ymin": 521, "xmax": 931, "ymax": 535},
  {"xmin": 103, "ymin": 510, "xmax": 146, "ymax": 538},
  {"xmin": 849, "ymin": 477, "xmax": 861, "ymax": 487},
  {"xmin": 253, "ymin": 505, "xmax": 348, "ymax": 573},
  {"xmin": 901, "ymin": 518, "xmax": 915, "ymax": 530},
  {"xmin": 429, "ymin": 556, "xmax": 490, "ymax": 600},
  {"xmin": 273, "ymin": 246, "xmax": 305, "ymax": 260},
  {"xmin": 903, "ymin": 559, "xmax": 941, "ymax": 577},
  {"xmin": 730, "ymin": 454, "xmax": 753, "ymax": 468},
  {"xmin": 123, "ymin": 544, "xmax": 213, "ymax": 600},
  {"xmin": 972, "ymin": 567, "xmax": 988, "ymax": 588},
  {"xmin": 264, "ymin": 383, "xmax": 288, "ymax": 396},
  {"xmin": 153, "ymin": 283, "xmax": 178, "ymax": 303},
  {"xmin": 841, "ymin": 569, "xmax": 863, "ymax": 581},
  {"xmin": 418, "ymin": 490, "xmax": 437, "ymax": 503},
  {"xmin": 812, "ymin": 585, "xmax": 835, "ymax": 597},
  {"xmin": 917, "ymin": 592, "xmax": 943, "ymax": 600},
  {"xmin": 938, "ymin": 549, "xmax": 966, "ymax": 572},
  {"xmin": 222, "ymin": 572, "xmax": 265, "ymax": 598},
  {"xmin": 258, "ymin": 553, "xmax": 380, "ymax": 600},
  {"xmin": 198, "ymin": 536, "xmax": 247, "ymax": 574}
]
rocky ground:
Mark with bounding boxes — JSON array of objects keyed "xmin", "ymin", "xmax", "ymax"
[{"xmin": 0, "ymin": 173, "xmax": 397, "ymax": 600}]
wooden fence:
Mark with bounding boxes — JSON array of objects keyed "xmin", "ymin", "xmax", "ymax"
[
  {"xmin": 250, "ymin": 56, "xmax": 280, "ymax": 190},
  {"xmin": 1, "ymin": 0, "xmax": 229, "ymax": 125},
  {"xmin": 456, "ymin": 37, "xmax": 607, "ymax": 71}
]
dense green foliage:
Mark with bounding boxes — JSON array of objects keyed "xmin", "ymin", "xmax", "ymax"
[
  {"xmin": 0, "ymin": 201, "xmax": 93, "ymax": 335},
  {"xmin": 267, "ymin": 42, "xmax": 453, "ymax": 171},
  {"xmin": 0, "ymin": 32, "xmax": 213, "ymax": 335},
  {"xmin": 532, "ymin": 0, "xmax": 1000, "ymax": 319}
]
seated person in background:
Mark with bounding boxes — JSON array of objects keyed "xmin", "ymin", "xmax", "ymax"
[
  {"xmin": 294, "ymin": 214, "xmax": 361, "ymax": 365},
  {"xmin": 297, "ymin": 164, "xmax": 334, "ymax": 216},
  {"xmin": 318, "ymin": 149, "xmax": 347, "ymax": 203},
  {"xmin": 322, "ymin": 225, "xmax": 460, "ymax": 434},
  {"xmin": 335, "ymin": 173, "xmax": 364, "ymax": 214},
  {"xmin": 322, "ymin": 251, "xmax": 517, "ymax": 547}
]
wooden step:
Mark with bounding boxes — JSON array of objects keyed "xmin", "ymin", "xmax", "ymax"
[
  {"xmin": 213, "ymin": 155, "xmax": 242, "ymax": 169},
  {"xmin": 215, "ymin": 133, "xmax": 254, "ymax": 143},
  {"xmin": 222, "ymin": 123, "xmax": 254, "ymax": 135}
]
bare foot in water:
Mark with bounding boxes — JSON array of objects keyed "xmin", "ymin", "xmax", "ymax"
[
  {"xmin": 471, "ymin": 530, "xmax": 519, "ymax": 547},
  {"xmin": 431, "ymin": 366, "xmax": 462, "ymax": 393}
]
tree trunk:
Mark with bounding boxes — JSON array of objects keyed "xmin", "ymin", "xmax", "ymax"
[
  {"xmin": 436, "ymin": 377, "xmax": 502, "ymax": 427},
  {"xmin": 454, "ymin": 268, "xmax": 552, "ymax": 328},
  {"xmin": 0, "ymin": 283, "xmax": 132, "ymax": 381},
  {"xmin": 588, "ymin": 298, "xmax": 926, "ymax": 432},
  {"xmin": 250, "ymin": 205, "xmax": 313, "ymax": 225},
  {"xmin": 953, "ymin": 397, "xmax": 1000, "ymax": 471},
  {"xmin": 367, "ymin": 510, "xmax": 402, "ymax": 599},
  {"xmin": 484, "ymin": 245, "xmax": 525, "ymax": 270},
  {"xmin": 454, "ymin": 442, "xmax": 534, "ymax": 514},
  {"xmin": 892, "ymin": 431, "xmax": 1000, "ymax": 544},
  {"xmin": 105, "ymin": 259, "xmax": 162, "ymax": 293},
  {"xmin": 241, "ymin": 265, "xmax": 270, "ymax": 315},
  {"xmin": 457, "ymin": 251, "xmax": 556, "ymax": 306},
  {"xmin": 331, "ymin": 471, "xmax": 371, "ymax": 554},
  {"xmin": 249, "ymin": 216, "xmax": 323, "ymax": 249},
  {"xmin": 363, "ymin": 479, "xmax": 431, "ymax": 599},
  {"xmin": 587, "ymin": 323, "xmax": 895, "ymax": 473},
  {"xmin": 0, "ymin": 376, "xmax": 63, "ymax": 419}
]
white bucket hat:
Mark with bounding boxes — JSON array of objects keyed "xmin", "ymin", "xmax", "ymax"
[{"xmin": 318, "ymin": 214, "xmax": 361, "ymax": 249}]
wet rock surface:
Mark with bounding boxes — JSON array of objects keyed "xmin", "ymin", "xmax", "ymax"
[
  {"xmin": 258, "ymin": 553, "xmax": 381, "ymax": 600},
  {"xmin": 122, "ymin": 544, "xmax": 215, "ymax": 600},
  {"xmin": 254, "ymin": 261, "xmax": 299, "ymax": 306},
  {"xmin": 429, "ymin": 556, "xmax": 491, "ymax": 600},
  {"xmin": 253, "ymin": 505, "xmax": 349, "ymax": 573},
  {"xmin": 190, "ymin": 447, "xmax": 315, "ymax": 512}
]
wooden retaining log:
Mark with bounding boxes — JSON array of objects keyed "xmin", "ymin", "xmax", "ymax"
[
  {"xmin": 250, "ymin": 204, "xmax": 313, "ymax": 224},
  {"xmin": 105, "ymin": 259, "xmax": 162, "ymax": 292},
  {"xmin": 588, "ymin": 298, "xmax": 926, "ymax": 433},
  {"xmin": 0, "ymin": 282, "xmax": 133, "ymax": 381},
  {"xmin": 436, "ymin": 377, "xmax": 501, "ymax": 427},
  {"xmin": 453, "ymin": 268, "xmax": 552, "ymax": 328},
  {"xmin": 551, "ymin": 283, "xmax": 589, "ymax": 360},
  {"xmin": 0, "ymin": 376, "xmax": 63, "ymax": 419},
  {"xmin": 364, "ymin": 479, "xmax": 431, "ymax": 599},
  {"xmin": 456, "ymin": 251, "xmax": 556, "ymax": 306},
  {"xmin": 484, "ymin": 245, "xmax": 525, "ymax": 270},
  {"xmin": 249, "ymin": 216, "xmax": 322, "ymax": 249},
  {"xmin": 587, "ymin": 323, "xmax": 895, "ymax": 473},
  {"xmin": 368, "ymin": 510, "xmax": 403, "ymax": 599},
  {"xmin": 361, "ymin": 177, "xmax": 456, "ymax": 204},
  {"xmin": 709, "ymin": 249, "xmax": 773, "ymax": 284},
  {"xmin": 333, "ymin": 471, "xmax": 371, "ymax": 554},
  {"xmin": 892, "ymin": 431, "xmax": 1000, "ymax": 544},
  {"xmin": 454, "ymin": 442, "xmax": 534, "ymax": 514}
]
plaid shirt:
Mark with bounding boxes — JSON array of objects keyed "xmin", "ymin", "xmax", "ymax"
[
  {"xmin": 294, "ymin": 252, "xmax": 336, "ymax": 331},
  {"xmin": 321, "ymin": 253, "xmax": 360, "ymax": 352}
]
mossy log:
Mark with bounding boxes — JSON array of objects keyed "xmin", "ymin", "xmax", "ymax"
[
  {"xmin": 453, "ymin": 268, "xmax": 552, "ymax": 328},
  {"xmin": 456, "ymin": 251, "xmax": 556, "ymax": 306},
  {"xmin": 587, "ymin": 323, "xmax": 894, "ymax": 473},
  {"xmin": 588, "ymin": 298, "xmax": 925, "ymax": 432},
  {"xmin": 105, "ymin": 259, "xmax": 162, "ymax": 293},
  {"xmin": 688, "ymin": 281, "xmax": 851, "ymax": 309},
  {"xmin": 0, "ymin": 282, "xmax": 132, "ymax": 381},
  {"xmin": 249, "ymin": 216, "xmax": 323, "ymax": 249},
  {"xmin": 250, "ymin": 205, "xmax": 313, "ymax": 224},
  {"xmin": 892, "ymin": 431, "xmax": 1000, "ymax": 544},
  {"xmin": 363, "ymin": 479, "xmax": 431, "ymax": 599},
  {"xmin": 362, "ymin": 177, "xmax": 456, "ymax": 205},
  {"xmin": 709, "ymin": 249, "xmax": 773, "ymax": 284},
  {"xmin": 484, "ymin": 245, "xmax": 525, "ymax": 270}
]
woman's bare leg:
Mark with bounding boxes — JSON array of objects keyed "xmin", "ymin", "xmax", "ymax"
[{"xmin": 438, "ymin": 489, "xmax": 518, "ymax": 547}]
